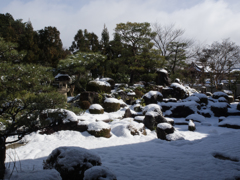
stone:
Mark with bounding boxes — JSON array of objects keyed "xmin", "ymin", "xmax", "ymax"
[
  {"xmin": 156, "ymin": 123, "xmax": 175, "ymax": 141},
  {"xmin": 83, "ymin": 166, "xmax": 117, "ymax": 180},
  {"xmin": 142, "ymin": 91, "xmax": 163, "ymax": 105}
]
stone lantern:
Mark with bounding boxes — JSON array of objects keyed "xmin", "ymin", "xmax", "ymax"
[{"xmin": 54, "ymin": 73, "xmax": 72, "ymax": 97}]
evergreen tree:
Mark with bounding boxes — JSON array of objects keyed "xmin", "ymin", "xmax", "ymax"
[
  {"xmin": 69, "ymin": 29, "xmax": 100, "ymax": 53},
  {"xmin": 114, "ymin": 22, "xmax": 157, "ymax": 83},
  {"xmin": 0, "ymin": 38, "xmax": 66, "ymax": 179},
  {"xmin": 57, "ymin": 52, "xmax": 106, "ymax": 93},
  {"xmin": 38, "ymin": 26, "xmax": 65, "ymax": 67}
]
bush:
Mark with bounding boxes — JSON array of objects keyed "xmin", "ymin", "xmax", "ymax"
[
  {"xmin": 80, "ymin": 101, "xmax": 91, "ymax": 110},
  {"xmin": 86, "ymin": 81, "xmax": 111, "ymax": 93}
]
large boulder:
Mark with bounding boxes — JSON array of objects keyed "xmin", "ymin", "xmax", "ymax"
[
  {"xmin": 164, "ymin": 101, "xmax": 199, "ymax": 118},
  {"xmin": 142, "ymin": 91, "xmax": 163, "ymax": 105},
  {"xmin": 86, "ymin": 80, "xmax": 111, "ymax": 93},
  {"xmin": 43, "ymin": 146, "xmax": 102, "ymax": 180},
  {"xmin": 170, "ymin": 83, "xmax": 189, "ymax": 100},
  {"xmin": 155, "ymin": 68, "xmax": 170, "ymax": 86},
  {"xmin": 103, "ymin": 98, "xmax": 120, "ymax": 112},
  {"xmin": 142, "ymin": 104, "xmax": 167, "ymax": 130},
  {"xmin": 83, "ymin": 166, "xmax": 117, "ymax": 180},
  {"xmin": 87, "ymin": 121, "xmax": 111, "ymax": 138},
  {"xmin": 156, "ymin": 123, "xmax": 174, "ymax": 141}
]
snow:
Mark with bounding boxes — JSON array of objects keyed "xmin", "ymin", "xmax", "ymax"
[
  {"xmin": 213, "ymin": 91, "xmax": 228, "ymax": 97},
  {"xmin": 143, "ymin": 91, "xmax": 162, "ymax": 99},
  {"xmin": 83, "ymin": 166, "xmax": 117, "ymax": 180},
  {"xmin": 157, "ymin": 68, "xmax": 168, "ymax": 74},
  {"xmin": 170, "ymin": 83, "xmax": 187, "ymax": 92},
  {"xmin": 104, "ymin": 98, "xmax": 120, "ymax": 104},
  {"xmin": 189, "ymin": 120, "xmax": 195, "ymax": 127},
  {"xmin": 4, "ymin": 102, "xmax": 240, "ymax": 180},
  {"xmin": 157, "ymin": 123, "xmax": 172, "ymax": 130},
  {"xmin": 54, "ymin": 73, "xmax": 70, "ymax": 79},
  {"xmin": 88, "ymin": 121, "xmax": 110, "ymax": 131},
  {"xmin": 186, "ymin": 114, "xmax": 206, "ymax": 123},
  {"xmin": 134, "ymin": 116, "xmax": 145, "ymax": 121},
  {"xmin": 127, "ymin": 91, "xmax": 136, "ymax": 96},
  {"xmin": 142, "ymin": 104, "xmax": 161, "ymax": 114},
  {"xmin": 89, "ymin": 104, "xmax": 104, "ymax": 110}
]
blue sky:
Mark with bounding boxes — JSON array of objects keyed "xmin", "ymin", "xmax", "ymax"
[{"xmin": 1, "ymin": 0, "xmax": 240, "ymax": 48}]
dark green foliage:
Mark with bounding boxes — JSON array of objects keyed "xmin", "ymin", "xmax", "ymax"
[
  {"xmin": 103, "ymin": 102, "xmax": 120, "ymax": 113},
  {"xmin": 69, "ymin": 29, "xmax": 100, "ymax": 53}
]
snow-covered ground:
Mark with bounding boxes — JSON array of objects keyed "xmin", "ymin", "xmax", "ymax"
[{"xmin": 5, "ymin": 108, "xmax": 240, "ymax": 180}]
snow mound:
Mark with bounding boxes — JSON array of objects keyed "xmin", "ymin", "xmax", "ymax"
[
  {"xmin": 84, "ymin": 166, "xmax": 117, "ymax": 180},
  {"xmin": 166, "ymin": 130, "xmax": 185, "ymax": 141},
  {"xmin": 88, "ymin": 121, "xmax": 110, "ymax": 131},
  {"xmin": 89, "ymin": 104, "xmax": 104, "ymax": 110},
  {"xmin": 143, "ymin": 104, "xmax": 161, "ymax": 114},
  {"xmin": 104, "ymin": 98, "xmax": 120, "ymax": 104},
  {"xmin": 186, "ymin": 114, "xmax": 205, "ymax": 123},
  {"xmin": 143, "ymin": 91, "xmax": 163, "ymax": 99},
  {"xmin": 157, "ymin": 123, "xmax": 172, "ymax": 130}
]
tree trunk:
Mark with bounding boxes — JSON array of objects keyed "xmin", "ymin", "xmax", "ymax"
[
  {"xmin": 130, "ymin": 71, "xmax": 134, "ymax": 84},
  {"xmin": 0, "ymin": 135, "xmax": 6, "ymax": 179}
]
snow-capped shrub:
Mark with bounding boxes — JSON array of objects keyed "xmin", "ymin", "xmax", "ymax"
[
  {"xmin": 212, "ymin": 91, "xmax": 228, "ymax": 101},
  {"xmin": 142, "ymin": 91, "xmax": 163, "ymax": 105},
  {"xmin": 89, "ymin": 104, "xmax": 104, "ymax": 114},
  {"xmin": 86, "ymin": 80, "xmax": 111, "ymax": 93},
  {"xmin": 83, "ymin": 166, "xmax": 117, "ymax": 180},
  {"xmin": 43, "ymin": 146, "xmax": 102, "ymax": 180},
  {"xmin": 192, "ymin": 93, "xmax": 208, "ymax": 105},
  {"xmin": 183, "ymin": 96, "xmax": 200, "ymax": 103},
  {"xmin": 103, "ymin": 98, "xmax": 120, "ymax": 112},
  {"xmin": 87, "ymin": 121, "xmax": 111, "ymax": 138},
  {"xmin": 211, "ymin": 102, "xmax": 228, "ymax": 117}
]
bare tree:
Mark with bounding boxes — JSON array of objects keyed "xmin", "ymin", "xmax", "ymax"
[
  {"xmin": 152, "ymin": 23, "xmax": 195, "ymax": 75},
  {"xmin": 152, "ymin": 23, "xmax": 185, "ymax": 57},
  {"xmin": 196, "ymin": 38, "xmax": 240, "ymax": 87}
]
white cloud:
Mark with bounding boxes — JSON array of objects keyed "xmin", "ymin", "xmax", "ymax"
[{"xmin": 1, "ymin": 0, "xmax": 240, "ymax": 48}]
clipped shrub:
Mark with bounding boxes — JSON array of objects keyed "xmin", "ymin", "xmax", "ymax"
[
  {"xmin": 212, "ymin": 91, "xmax": 228, "ymax": 101},
  {"xmin": 87, "ymin": 121, "xmax": 111, "ymax": 138},
  {"xmin": 43, "ymin": 146, "xmax": 102, "ymax": 180},
  {"xmin": 211, "ymin": 102, "xmax": 228, "ymax": 117},
  {"xmin": 80, "ymin": 101, "xmax": 91, "ymax": 110},
  {"xmin": 89, "ymin": 104, "xmax": 104, "ymax": 114},
  {"xmin": 86, "ymin": 80, "xmax": 111, "ymax": 93},
  {"xmin": 103, "ymin": 98, "xmax": 120, "ymax": 112}
]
